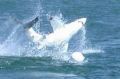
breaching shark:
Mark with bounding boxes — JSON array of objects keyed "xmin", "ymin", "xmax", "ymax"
[{"xmin": 23, "ymin": 16, "xmax": 87, "ymax": 62}]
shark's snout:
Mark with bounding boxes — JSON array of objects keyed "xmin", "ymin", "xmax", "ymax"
[{"xmin": 78, "ymin": 18, "xmax": 87, "ymax": 25}]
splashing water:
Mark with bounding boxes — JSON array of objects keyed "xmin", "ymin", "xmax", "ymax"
[
  {"xmin": 0, "ymin": 0, "xmax": 44, "ymax": 57},
  {"xmin": 79, "ymin": 22, "xmax": 104, "ymax": 54},
  {"xmin": 80, "ymin": 26, "xmax": 87, "ymax": 50},
  {"xmin": 0, "ymin": 12, "xmax": 104, "ymax": 63}
]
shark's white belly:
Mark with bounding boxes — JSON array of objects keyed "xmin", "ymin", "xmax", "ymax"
[
  {"xmin": 44, "ymin": 21, "xmax": 83, "ymax": 45},
  {"xmin": 25, "ymin": 18, "xmax": 86, "ymax": 51}
]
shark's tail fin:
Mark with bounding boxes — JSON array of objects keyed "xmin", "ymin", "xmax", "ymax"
[{"xmin": 24, "ymin": 17, "xmax": 39, "ymax": 29}]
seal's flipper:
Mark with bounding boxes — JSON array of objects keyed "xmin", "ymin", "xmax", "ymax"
[{"xmin": 24, "ymin": 17, "xmax": 39, "ymax": 29}]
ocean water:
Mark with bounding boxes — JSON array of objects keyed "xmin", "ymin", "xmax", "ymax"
[{"xmin": 0, "ymin": 0, "xmax": 120, "ymax": 79}]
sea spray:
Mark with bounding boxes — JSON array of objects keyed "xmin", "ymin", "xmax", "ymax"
[{"xmin": 80, "ymin": 26, "xmax": 87, "ymax": 50}]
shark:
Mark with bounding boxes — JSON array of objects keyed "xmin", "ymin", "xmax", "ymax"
[{"xmin": 24, "ymin": 16, "xmax": 87, "ymax": 53}]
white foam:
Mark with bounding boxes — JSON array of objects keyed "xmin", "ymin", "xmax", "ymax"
[
  {"xmin": 82, "ymin": 48, "xmax": 104, "ymax": 54},
  {"xmin": 71, "ymin": 52, "xmax": 85, "ymax": 62}
]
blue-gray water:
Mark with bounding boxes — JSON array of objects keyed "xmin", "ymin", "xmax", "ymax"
[{"xmin": 0, "ymin": 0, "xmax": 120, "ymax": 79}]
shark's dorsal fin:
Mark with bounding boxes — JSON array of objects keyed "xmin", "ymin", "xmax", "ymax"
[{"xmin": 49, "ymin": 16, "xmax": 65, "ymax": 31}]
